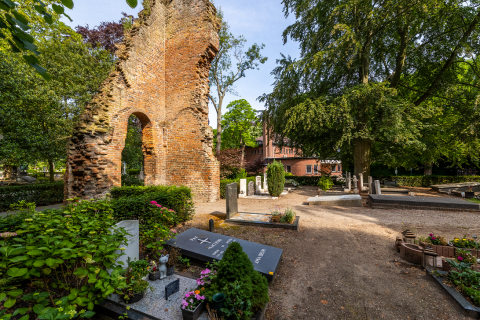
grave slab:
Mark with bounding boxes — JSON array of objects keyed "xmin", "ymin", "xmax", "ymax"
[
  {"xmin": 369, "ymin": 194, "xmax": 480, "ymax": 211},
  {"xmin": 307, "ymin": 195, "xmax": 362, "ymax": 207},
  {"xmin": 166, "ymin": 228, "xmax": 283, "ymax": 281},
  {"xmin": 431, "ymin": 182, "xmax": 480, "ymax": 193},
  {"xmin": 226, "ymin": 213, "xmax": 300, "ymax": 231},
  {"xmin": 98, "ymin": 274, "xmax": 207, "ymax": 320}
]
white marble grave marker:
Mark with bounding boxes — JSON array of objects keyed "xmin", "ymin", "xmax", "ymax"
[
  {"xmin": 374, "ymin": 180, "xmax": 382, "ymax": 195},
  {"xmin": 264, "ymin": 174, "xmax": 268, "ymax": 192},
  {"xmin": 239, "ymin": 179, "xmax": 247, "ymax": 198},
  {"xmin": 256, "ymin": 176, "xmax": 262, "ymax": 195},
  {"xmin": 113, "ymin": 220, "xmax": 139, "ymax": 267}
]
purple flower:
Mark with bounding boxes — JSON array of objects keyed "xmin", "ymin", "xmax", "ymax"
[
  {"xmin": 201, "ymin": 269, "xmax": 211, "ymax": 275},
  {"xmin": 458, "ymin": 256, "xmax": 464, "ymax": 261},
  {"xmin": 150, "ymin": 201, "xmax": 157, "ymax": 204},
  {"xmin": 0, "ymin": 232, "xmax": 17, "ymax": 238},
  {"xmin": 432, "ymin": 237, "xmax": 436, "ymax": 241},
  {"xmin": 429, "ymin": 233, "xmax": 433, "ymax": 237}
]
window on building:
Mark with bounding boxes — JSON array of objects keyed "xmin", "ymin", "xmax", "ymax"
[
  {"xmin": 261, "ymin": 149, "xmax": 263, "ymax": 154},
  {"xmin": 306, "ymin": 165, "xmax": 312, "ymax": 174},
  {"xmin": 338, "ymin": 165, "xmax": 341, "ymax": 172},
  {"xmin": 331, "ymin": 165, "xmax": 336, "ymax": 172},
  {"xmin": 286, "ymin": 165, "xmax": 291, "ymax": 173},
  {"xmin": 314, "ymin": 165, "xmax": 318, "ymax": 174}
]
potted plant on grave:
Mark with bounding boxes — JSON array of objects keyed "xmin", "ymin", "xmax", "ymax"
[
  {"xmin": 120, "ymin": 264, "xmax": 153, "ymax": 303},
  {"xmin": 181, "ymin": 289, "xmax": 206, "ymax": 320},
  {"xmin": 466, "ymin": 186, "xmax": 475, "ymax": 198},
  {"xmin": 149, "ymin": 260, "xmax": 160, "ymax": 281},
  {"xmin": 280, "ymin": 207, "xmax": 296, "ymax": 224},
  {"xmin": 166, "ymin": 246, "xmax": 180, "ymax": 275},
  {"xmin": 270, "ymin": 206, "xmax": 282, "ymax": 223}
]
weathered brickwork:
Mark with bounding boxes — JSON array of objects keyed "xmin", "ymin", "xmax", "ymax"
[{"xmin": 65, "ymin": 0, "xmax": 220, "ymax": 202}]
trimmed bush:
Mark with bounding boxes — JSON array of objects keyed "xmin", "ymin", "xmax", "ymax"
[
  {"xmin": 127, "ymin": 169, "xmax": 141, "ymax": 175},
  {"xmin": 382, "ymin": 175, "xmax": 480, "ymax": 188},
  {"xmin": 0, "ymin": 182, "xmax": 64, "ymax": 211},
  {"xmin": 121, "ymin": 174, "xmax": 144, "ymax": 186},
  {"xmin": 110, "ymin": 185, "xmax": 194, "ymax": 222},
  {"xmin": 267, "ymin": 160, "xmax": 285, "ymax": 197},
  {"xmin": 220, "ymin": 177, "xmax": 256, "ymax": 199}
]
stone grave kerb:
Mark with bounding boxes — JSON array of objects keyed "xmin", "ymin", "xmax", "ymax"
[{"xmin": 226, "ymin": 183, "xmax": 238, "ymax": 219}]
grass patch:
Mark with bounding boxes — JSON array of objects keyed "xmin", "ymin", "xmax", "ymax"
[{"xmin": 466, "ymin": 198, "xmax": 480, "ymax": 204}]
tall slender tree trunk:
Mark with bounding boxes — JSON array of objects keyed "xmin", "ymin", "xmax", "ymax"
[
  {"xmin": 353, "ymin": 138, "xmax": 372, "ymax": 177},
  {"xmin": 215, "ymin": 96, "xmax": 224, "ymax": 152},
  {"xmin": 48, "ymin": 159, "xmax": 55, "ymax": 183},
  {"xmin": 424, "ymin": 162, "xmax": 433, "ymax": 176}
]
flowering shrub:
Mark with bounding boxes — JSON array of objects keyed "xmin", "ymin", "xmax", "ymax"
[
  {"xmin": 0, "ymin": 200, "xmax": 129, "ymax": 320},
  {"xmin": 196, "ymin": 268, "xmax": 217, "ymax": 286},
  {"xmin": 181, "ymin": 290, "xmax": 205, "ymax": 311},
  {"xmin": 456, "ymin": 249, "xmax": 477, "ymax": 264},
  {"xmin": 452, "ymin": 236, "xmax": 479, "ymax": 249}
]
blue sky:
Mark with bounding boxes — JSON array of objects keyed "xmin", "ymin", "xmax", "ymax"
[{"xmin": 62, "ymin": 0, "xmax": 300, "ymax": 128}]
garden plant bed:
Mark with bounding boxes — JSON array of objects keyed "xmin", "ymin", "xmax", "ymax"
[
  {"xmin": 225, "ymin": 213, "xmax": 300, "ymax": 230},
  {"xmin": 428, "ymin": 270, "xmax": 480, "ymax": 318}
]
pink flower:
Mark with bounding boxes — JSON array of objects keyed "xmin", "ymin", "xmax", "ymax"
[
  {"xmin": 150, "ymin": 201, "xmax": 157, "ymax": 204},
  {"xmin": 432, "ymin": 237, "xmax": 436, "ymax": 241},
  {"xmin": 458, "ymin": 256, "xmax": 464, "ymax": 261},
  {"xmin": 173, "ymin": 231, "xmax": 177, "ymax": 234},
  {"xmin": 201, "ymin": 268, "xmax": 211, "ymax": 275},
  {"xmin": 429, "ymin": 233, "xmax": 433, "ymax": 236}
]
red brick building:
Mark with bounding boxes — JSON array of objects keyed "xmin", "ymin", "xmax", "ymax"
[{"xmin": 245, "ymin": 136, "xmax": 342, "ymax": 177}]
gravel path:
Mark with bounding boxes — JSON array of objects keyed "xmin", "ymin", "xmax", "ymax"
[{"xmin": 186, "ymin": 186, "xmax": 480, "ymax": 319}]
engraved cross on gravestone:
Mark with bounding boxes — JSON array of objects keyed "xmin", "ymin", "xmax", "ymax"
[{"xmin": 226, "ymin": 183, "xmax": 238, "ymax": 219}]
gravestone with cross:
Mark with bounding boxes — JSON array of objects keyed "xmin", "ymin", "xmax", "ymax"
[
  {"xmin": 226, "ymin": 183, "xmax": 238, "ymax": 219},
  {"xmin": 166, "ymin": 228, "xmax": 283, "ymax": 281}
]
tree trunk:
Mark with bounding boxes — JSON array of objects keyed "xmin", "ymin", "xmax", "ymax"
[
  {"xmin": 48, "ymin": 159, "xmax": 55, "ymax": 183},
  {"xmin": 353, "ymin": 138, "xmax": 372, "ymax": 177},
  {"xmin": 424, "ymin": 162, "xmax": 433, "ymax": 176},
  {"xmin": 216, "ymin": 110, "xmax": 222, "ymax": 152}
]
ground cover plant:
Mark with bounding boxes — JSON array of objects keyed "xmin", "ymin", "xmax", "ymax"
[
  {"xmin": 0, "ymin": 200, "xmax": 131, "ymax": 320},
  {"xmin": 445, "ymin": 259, "xmax": 480, "ymax": 306}
]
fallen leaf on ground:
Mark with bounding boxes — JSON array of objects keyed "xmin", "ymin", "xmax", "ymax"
[{"xmin": 321, "ymin": 300, "xmax": 328, "ymax": 305}]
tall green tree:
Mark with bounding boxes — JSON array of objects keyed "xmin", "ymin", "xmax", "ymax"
[
  {"xmin": 0, "ymin": 21, "xmax": 115, "ymax": 181},
  {"xmin": 121, "ymin": 115, "xmax": 144, "ymax": 170},
  {"xmin": 261, "ymin": 0, "xmax": 480, "ymax": 176},
  {"xmin": 221, "ymin": 99, "xmax": 259, "ymax": 165},
  {"xmin": 209, "ymin": 8, "xmax": 267, "ymax": 152}
]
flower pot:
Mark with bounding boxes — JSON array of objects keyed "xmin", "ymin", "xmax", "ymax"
[
  {"xmin": 271, "ymin": 216, "xmax": 280, "ymax": 223},
  {"xmin": 123, "ymin": 292, "xmax": 144, "ymax": 304},
  {"xmin": 167, "ymin": 266, "xmax": 175, "ymax": 276},
  {"xmin": 149, "ymin": 271, "xmax": 160, "ymax": 281},
  {"xmin": 466, "ymin": 192, "xmax": 475, "ymax": 199},
  {"xmin": 212, "ymin": 293, "xmax": 225, "ymax": 317},
  {"xmin": 181, "ymin": 302, "xmax": 204, "ymax": 320}
]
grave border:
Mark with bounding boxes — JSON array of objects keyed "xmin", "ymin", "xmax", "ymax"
[
  {"xmin": 226, "ymin": 215, "xmax": 300, "ymax": 231},
  {"xmin": 427, "ymin": 270, "xmax": 480, "ymax": 318}
]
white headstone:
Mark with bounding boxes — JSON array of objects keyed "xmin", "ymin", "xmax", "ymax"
[
  {"xmin": 374, "ymin": 180, "xmax": 382, "ymax": 195},
  {"xmin": 359, "ymin": 173, "xmax": 364, "ymax": 191},
  {"xmin": 113, "ymin": 220, "xmax": 139, "ymax": 268},
  {"xmin": 255, "ymin": 176, "xmax": 262, "ymax": 195},
  {"xmin": 353, "ymin": 175, "xmax": 358, "ymax": 194},
  {"xmin": 347, "ymin": 172, "xmax": 351, "ymax": 190},
  {"xmin": 239, "ymin": 179, "xmax": 247, "ymax": 198},
  {"xmin": 264, "ymin": 174, "xmax": 268, "ymax": 192},
  {"xmin": 122, "ymin": 162, "xmax": 127, "ymax": 175},
  {"xmin": 368, "ymin": 176, "xmax": 373, "ymax": 194}
]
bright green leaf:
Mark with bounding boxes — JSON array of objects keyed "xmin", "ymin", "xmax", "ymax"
[
  {"xmin": 60, "ymin": 0, "xmax": 73, "ymax": 9},
  {"xmin": 4, "ymin": 298, "xmax": 16, "ymax": 308}
]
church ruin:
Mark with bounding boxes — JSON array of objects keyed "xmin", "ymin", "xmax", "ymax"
[{"xmin": 65, "ymin": 0, "xmax": 220, "ymax": 202}]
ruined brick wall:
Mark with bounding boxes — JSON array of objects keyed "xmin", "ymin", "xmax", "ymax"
[{"xmin": 65, "ymin": 0, "xmax": 220, "ymax": 202}]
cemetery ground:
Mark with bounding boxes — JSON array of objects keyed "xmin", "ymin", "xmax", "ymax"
[{"xmin": 177, "ymin": 185, "xmax": 480, "ymax": 319}]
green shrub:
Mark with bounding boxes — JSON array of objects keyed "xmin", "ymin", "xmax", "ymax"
[
  {"xmin": 213, "ymin": 242, "xmax": 269, "ymax": 314},
  {"xmin": 318, "ymin": 176, "xmax": 334, "ymax": 191},
  {"xmin": 110, "ymin": 185, "xmax": 194, "ymax": 222},
  {"xmin": 381, "ymin": 175, "xmax": 480, "ymax": 188},
  {"xmin": 127, "ymin": 169, "xmax": 141, "ymax": 175},
  {"xmin": 0, "ymin": 201, "xmax": 35, "ymax": 232},
  {"xmin": 284, "ymin": 172, "xmax": 294, "ymax": 177},
  {"xmin": 0, "ymin": 182, "xmax": 64, "ymax": 211},
  {"xmin": 267, "ymin": 160, "xmax": 285, "ymax": 197},
  {"xmin": 287, "ymin": 176, "xmax": 321, "ymax": 186},
  {"xmin": 0, "ymin": 200, "xmax": 129, "ymax": 320},
  {"xmin": 121, "ymin": 174, "xmax": 144, "ymax": 186},
  {"xmin": 220, "ymin": 177, "xmax": 256, "ymax": 199}
]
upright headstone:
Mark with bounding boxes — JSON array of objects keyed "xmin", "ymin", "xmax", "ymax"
[
  {"xmin": 357, "ymin": 179, "xmax": 362, "ymax": 194},
  {"xmin": 264, "ymin": 174, "xmax": 268, "ymax": 192},
  {"xmin": 368, "ymin": 176, "xmax": 373, "ymax": 194},
  {"xmin": 239, "ymin": 179, "xmax": 247, "ymax": 198},
  {"xmin": 226, "ymin": 183, "xmax": 238, "ymax": 219},
  {"xmin": 359, "ymin": 173, "xmax": 364, "ymax": 191},
  {"xmin": 374, "ymin": 180, "xmax": 382, "ymax": 195},
  {"xmin": 353, "ymin": 175, "xmax": 359, "ymax": 194},
  {"xmin": 255, "ymin": 176, "xmax": 262, "ymax": 195},
  {"xmin": 122, "ymin": 162, "xmax": 127, "ymax": 175},
  {"xmin": 248, "ymin": 181, "xmax": 255, "ymax": 196},
  {"xmin": 347, "ymin": 172, "xmax": 352, "ymax": 190},
  {"xmin": 113, "ymin": 220, "xmax": 139, "ymax": 268}
]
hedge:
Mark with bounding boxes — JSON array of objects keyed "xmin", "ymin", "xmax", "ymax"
[
  {"xmin": 287, "ymin": 176, "xmax": 322, "ymax": 186},
  {"xmin": 220, "ymin": 177, "xmax": 256, "ymax": 199},
  {"xmin": 382, "ymin": 175, "xmax": 480, "ymax": 188},
  {"xmin": 0, "ymin": 182, "xmax": 64, "ymax": 211},
  {"xmin": 110, "ymin": 185, "xmax": 195, "ymax": 222}
]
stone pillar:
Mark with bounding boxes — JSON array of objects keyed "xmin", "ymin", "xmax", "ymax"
[
  {"xmin": 264, "ymin": 174, "xmax": 268, "ymax": 192},
  {"xmin": 368, "ymin": 176, "xmax": 373, "ymax": 194},
  {"xmin": 239, "ymin": 179, "xmax": 247, "ymax": 198},
  {"xmin": 359, "ymin": 173, "xmax": 364, "ymax": 191},
  {"xmin": 255, "ymin": 176, "xmax": 262, "ymax": 195},
  {"xmin": 353, "ymin": 175, "xmax": 359, "ymax": 194},
  {"xmin": 347, "ymin": 172, "xmax": 351, "ymax": 190},
  {"xmin": 374, "ymin": 180, "xmax": 382, "ymax": 195}
]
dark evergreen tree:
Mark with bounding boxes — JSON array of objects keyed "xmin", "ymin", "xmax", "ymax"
[{"xmin": 267, "ymin": 160, "xmax": 285, "ymax": 197}]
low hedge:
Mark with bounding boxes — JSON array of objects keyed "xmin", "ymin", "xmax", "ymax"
[
  {"xmin": 287, "ymin": 176, "xmax": 322, "ymax": 186},
  {"xmin": 382, "ymin": 175, "xmax": 480, "ymax": 188},
  {"xmin": 220, "ymin": 177, "xmax": 256, "ymax": 199},
  {"xmin": 127, "ymin": 169, "xmax": 141, "ymax": 175},
  {"xmin": 121, "ymin": 174, "xmax": 144, "ymax": 186},
  {"xmin": 110, "ymin": 185, "xmax": 194, "ymax": 222},
  {"xmin": 0, "ymin": 182, "xmax": 64, "ymax": 211}
]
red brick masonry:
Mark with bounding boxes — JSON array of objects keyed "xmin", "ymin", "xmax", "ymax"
[{"xmin": 65, "ymin": 0, "xmax": 221, "ymax": 202}]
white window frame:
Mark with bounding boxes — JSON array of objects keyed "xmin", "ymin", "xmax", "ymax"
[
  {"xmin": 286, "ymin": 165, "xmax": 291, "ymax": 173},
  {"xmin": 306, "ymin": 165, "xmax": 312, "ymax": 174},
  {"xmin": 314, "ymin": 165, "xmax": 318, "ymax": 174}
]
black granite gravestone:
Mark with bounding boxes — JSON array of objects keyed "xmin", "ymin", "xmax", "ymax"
[
  {"xmin": 226, "ymin": 183, "xmax": 238, "ymax": 219},
  {"xmin": 165, "ymin": 279, "xmax": 180, "ymax": 300},
  {"xmin": 166, "ymin": 228, "xmax": 283, "ymax": 281}
]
